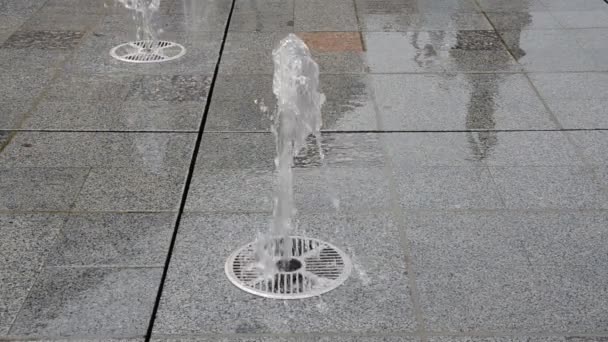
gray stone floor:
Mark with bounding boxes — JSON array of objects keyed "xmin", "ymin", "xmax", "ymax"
[{"xmin": 1, "ymin": 0, "xmax": 607, "ymax": 340}]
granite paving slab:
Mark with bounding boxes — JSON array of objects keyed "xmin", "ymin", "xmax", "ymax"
[
  {"xmin": 417, "ymin": 264, "xmax": 608, "ymax": 333},
  {"xmin": 1, "ymin": 30, "xmax": 85, "ymax": 50},
  {"xmin": 152, "ymin": 212, "xmax": 417, "ymax": 335},
  {"xmin": 74, "ymin": 166, "xmax": 188, "ymax": 212},
  {"xmin": 359, "ymin": 12, "xmax": 493, "ymax": 32},
  {"xmin": 364, "ymin": 31, "xmax": 520, "ymax": 73},
  {"xmin": 529, "ymin": 72, "xmax": 608, "ymax": 129},
  {"xmin": 391, "ymin": 166, "xmax": 504, "ymax": 210},
  {"xmin": 294, "ymin": 0, "xmax": 358, "ymax": 32},
  {"xmin": 45, "ymin": 212, "xmax": 176, "ymax": 267},
  {"xmin": 551, "ymin": 10, "xmax": 608, "ymax": 29},
  {"xmin": 568, "ymin": 131, "xmax": 608, "ymax": 165},
  {"xmin": 0, "ymin": 132, "xmax": 195, "ymax": 169},
  {"xmin": 230, "ymin": 0, "xmax": 295, "ymax": 32},
  {"xmin": 0, "ymin": 213, "xmax": 68, "ymax": 335},
  {"xmin": 499, "ymin": 29, "xmax": 599, "ymax": 72},
  {"xmin": 476, "ymin": 0, "xmax": 547, "ymax": 12},
  {"xmin": 19, "ymin": 100, "xmax": 205, "ymax": 131},
  {"xmin": 9, "ymin": 267, "xmax": 163, "ymax": 337},
  {"xmin": 0, "ymin": 167, "xmax": 89, "ymax": 211},
  {"xmin": 355, "ymin": 0, "xmax": 480, "ymax": 14},
  {"xmin": 152, "ymin": 337, "xmax": 419, "ymax": 342},
  {"xmin": 489, "ymin": 166, "xmax": 608, "ymax": 209},
  {"xmin": 485, "ymin": 11, "xmax": 562, "ymax": 30},
  {"xmin": 371, "ymin": 73, "xmax": 554, "ymax": 130}
]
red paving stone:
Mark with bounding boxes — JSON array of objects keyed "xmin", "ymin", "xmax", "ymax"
[{"xmin": 297, "ymin": 32, "xmax": 365, "ymax": 53}]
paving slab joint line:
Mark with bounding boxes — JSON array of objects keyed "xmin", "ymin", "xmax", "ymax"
[
  {"xmin": 6, "ymin": 129, "xmax": 200, "ymax": 134},
  {"xmin": 471, "ymin": 0, "xmax": 525, "ymax": 66},
  {"xmin": 351, "ymin": 0, "xmax": 367, "ymax": 51},
  {"xmin": 560, "ymin": 120, "xmax": 608, "ymax": 205},
  {"xmin": 198, "ymin": 128, "xmax": 608, "ymax": 134},
  {"xmin": 46, "ymin": 264, "xmax": 165, "ymax": 269},
  {"xmin": 0, "ymin": 209, "xmax": 180, "ymax": 214},
  {"xmin": 5, "ymin": 260, "xmax": 47, "ymax": 335},
  {"xmin": 367, "ymin": 70, "xmax": 608, "ymax": 75},
  {"xmin": 521, "ymin": 73, "xmax": 565, "ymax": 130},
  {"xmin": 484, "ymin": 164, "xmax": 508, "ymax": 207},
  {"xmin": 366, "ymin": 55, "xmax": 429, "ymax": 339},
  {"xmin": 151, "ymin": 331, "xmax": 420, "ymax": 339},
  {"xmin": 426, "ymin": 331, "xmax": 608, "ymax": 337},
  {"xmin": 383, "ymin": 154, "xmax": 429, "ymax": 341},
  {"xmin": 0, "ymin": 334, "xmax": 145, "ymax": 341},
  {"xmin": 142, "ymin": 0, "xmax": 238, "ymax": 340},
  {"xmin": 5, "ymin": 164, "xmax": 93, "ymax": 333}
]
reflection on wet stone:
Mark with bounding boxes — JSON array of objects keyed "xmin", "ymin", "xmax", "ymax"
[
  {"xmin": 357, "ymin": 0, "xmax": 478, "ymax": 14},
  {"xmin": 230, "ymin": 0, "xmax": 294, "ymax": 32},
  {"xmin": 320, "ymin": 74, "xmax": 376, "ymax": 131},
  {"xmin": 462, "ymin": 74, "xmax": 501, "ymax": 160},
  {"xmin": 294, "ymin": 135, "xmax": 331, "ymax": 168},
  {"xmin": 452, "ymin": 2, "xmax": 531, "ymax": 160},
  {"xmin": 452, "ymin": 30, "xmax": 504, "ymax": 50},
  {"xmin": 361, "ymin": 12, "xmax": 493, "ymax": 32},
  {"xmin": 128, "ymin": 75, "xmax": 212, "ymax": 102},
  {"xmin": 450, "ymin": 30, "xmax": 507, "ymax": 159},
  {"xmin": 486, "ymin": 12, "xmax": 540, "ymax": 30},
  {"xmin": 464, "ymin": 73, "xmax": 499, "ymax": 160},
  {"xmin": 1, "ymin": 30, "xmax": 84, "ymax": 49},
  {"xmin": 409, "ymin": 31, "xmax": 442, "ymax": 68},
  {"xmin": 323, "ymin": 80, "xmax": 365, "ymax": 127},
  {"xmin": 466, "ymin": 132, "xmax": 497, "ymax": 161},
  {"xmin": 0, "ymin": 131, "xmax": 11, "ymax": 149},
  {"xmin": 294, "ymin": 134, "xmax": 384, "ymax": 169},
  {"xmin": 498, "ymin": 30, "xmax": 531, "ymax": 61},
  {"xmin": 360, "ymin": 1, "xmax": 418, "ymax": 14}
]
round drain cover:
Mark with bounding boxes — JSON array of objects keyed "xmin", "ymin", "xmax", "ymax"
[
  {"xmin": 110, "ymin": 40, "xmax": 185, "ymax": 63},
  {"xmin": 225, "ymin": 236, "xmax": 351, "ymax": 299}
]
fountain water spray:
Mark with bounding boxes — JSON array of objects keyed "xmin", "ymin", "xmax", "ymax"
[
  {"xmin": 110, "ymin": 0, "xmax": 186, "ymax": 63},
  {"xmin": 256, "ymin": 34, "xmax": 326, "ymax": 276},
  {"xmin": 116, "ymin": 0, "xmax": 160, "ymax": 42},
  {"xmin": 225, "ymin": 34, "xmax": 351, "ymax": 299}
]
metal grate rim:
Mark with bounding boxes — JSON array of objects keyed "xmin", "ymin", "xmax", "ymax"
[
  {"xmin": 225, "ymin": 236, "xmax": 352, "ymax": 299},
  {"xmin": 110, "ymin": 40, "xmax": 186, "ymax": 63}
]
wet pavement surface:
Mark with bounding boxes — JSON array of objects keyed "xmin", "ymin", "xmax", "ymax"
[{"xmin": 1, "ymin": 0, "xmax": 608, "ymax": 340}]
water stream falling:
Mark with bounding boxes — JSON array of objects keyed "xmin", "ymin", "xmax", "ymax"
[
  {"xmin": 254, "ymin": 34, "xmax": 326, "ymax": 278},
  {"xmin": 116, "ymin": 0, "xmax": 161, "ymax": 42}
]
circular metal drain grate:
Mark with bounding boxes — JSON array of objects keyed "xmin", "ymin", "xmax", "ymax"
[
  {"xmin": 225, "ymin": 236, "xmax": 351, "ymax": 299},
  {"xmin": 110, "ymin": 40, "xmax": 186, "ymax": 63}
]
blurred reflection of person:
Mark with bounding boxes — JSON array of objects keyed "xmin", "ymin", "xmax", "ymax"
[{"xmin": 450, "ymin": 4, "xmax": 531, "ymax": 160}]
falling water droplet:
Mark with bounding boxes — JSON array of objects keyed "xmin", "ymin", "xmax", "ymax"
[
  {"xmin": 255, "ymin": 98, "xmax": 269, "ymax": 114},
  {"xmin": 316, "ymin": 296, "xmax": 329, "ymax": 313}
]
